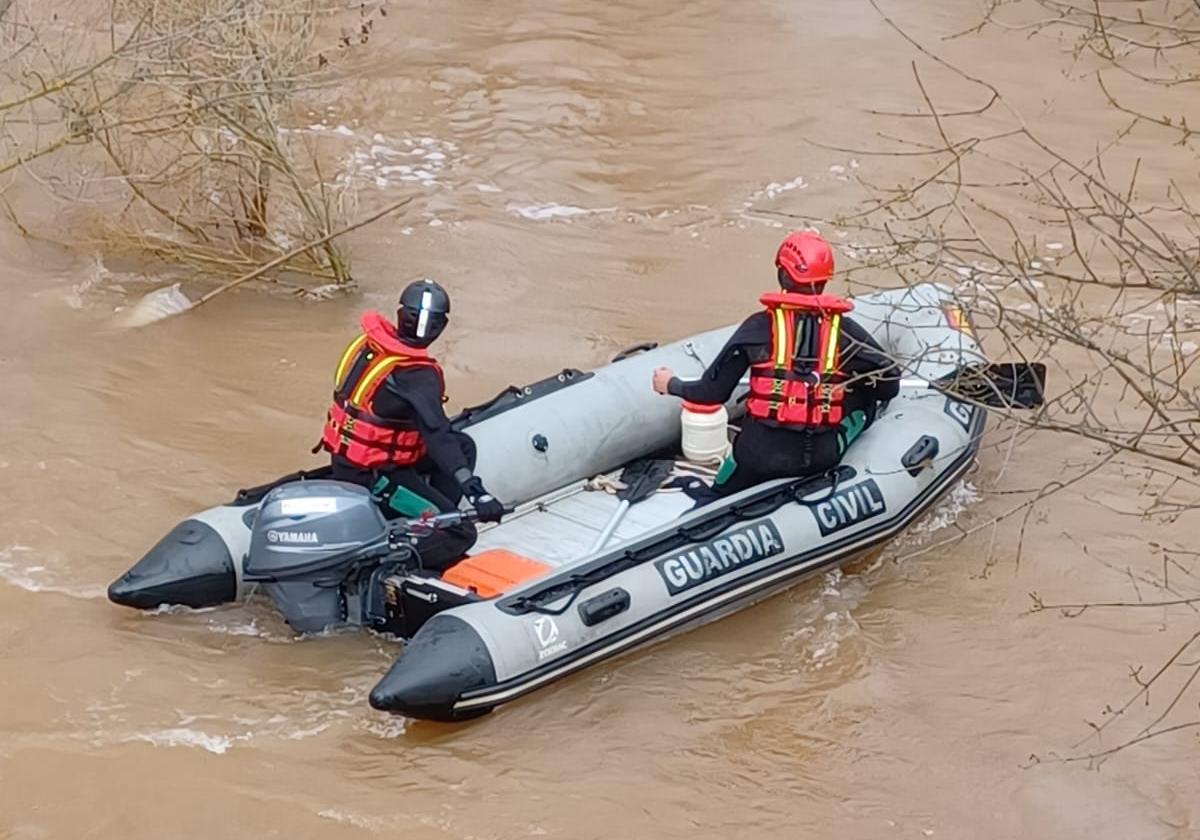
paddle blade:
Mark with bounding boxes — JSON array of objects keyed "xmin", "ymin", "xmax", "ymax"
[
  {"xmin": 617, "ymin": 458, "xmax": 676, "ymax": 503},
  {"xmin": 935, "ymin": 362, "xmax": 1046, "ymax": 409}
]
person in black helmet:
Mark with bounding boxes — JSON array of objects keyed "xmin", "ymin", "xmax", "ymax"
[{"xmin": 318, "ymin": 278, "xmax": 506, "ymax": 571}]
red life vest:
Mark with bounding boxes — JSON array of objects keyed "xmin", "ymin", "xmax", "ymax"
[
  {"xmin": 745, "ymin": 291, "xmax": 855, "ymax": 429},
  {"xmin": 319, "ymin": 311, "xmax": 445, "ymax": 468}
]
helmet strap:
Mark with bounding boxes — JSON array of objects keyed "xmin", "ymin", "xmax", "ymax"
[{"xmin": 778, "ymin": 268, "xmax": 826, "ymax": 294}]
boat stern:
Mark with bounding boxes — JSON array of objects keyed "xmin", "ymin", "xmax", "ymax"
[{"xmin": 369, "ymin": 614, "xmax": 498, "ymax": 721}]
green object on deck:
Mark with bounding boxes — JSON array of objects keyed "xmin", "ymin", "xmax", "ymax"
[
  {"xmin": 372, "ymin": 476, "xmax": 437, "ymax": 517},
  {"xmin": 713, "ymin": 452, "xmax": 738, "ymax": 486}
]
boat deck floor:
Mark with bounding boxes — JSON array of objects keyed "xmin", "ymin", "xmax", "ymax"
[{"xmin": 471, "ymin": 461, "xmax": 709, "ymax": 567}]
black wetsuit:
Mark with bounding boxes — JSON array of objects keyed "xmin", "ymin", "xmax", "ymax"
[
  {"xmin": 330, "ymin": 365, "xmax": 477, "ymax": 571},
  {"xmin": 668, "ymin": 311, "xmax": 900, "ymax": 496}
]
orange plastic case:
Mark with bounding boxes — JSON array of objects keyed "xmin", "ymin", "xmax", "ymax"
[{"xmin": 442, "ymin": 549, "xmax": 552, "ymax": 598}]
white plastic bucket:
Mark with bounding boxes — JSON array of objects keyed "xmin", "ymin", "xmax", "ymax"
[{"xmin": 681, "ymin": 401, "xmax": 730, "ymax": 465}]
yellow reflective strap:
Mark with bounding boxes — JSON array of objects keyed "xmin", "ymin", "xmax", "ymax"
[
  {"xmin": 773, "ymin": 309, "xmax": 789, "ymax": 367},
  {"xmin": 350, "ymin": 355, "xmax": 404, "ymax": 407},
  {"xmin": 334, "ymin": 335, "xmax": 368, "ymax": 387},
  {"xmin": 823, "ymin": 314, "xmax": 841, "ymax": 373}
]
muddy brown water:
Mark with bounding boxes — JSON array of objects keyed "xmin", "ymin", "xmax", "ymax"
[{"xmin": 2, "ymin": 1, "xmax": 1198, "ymax": 837}]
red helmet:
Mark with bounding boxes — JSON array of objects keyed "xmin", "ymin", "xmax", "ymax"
[{"xmin": 775, "ymin": 231, "xmax": 834, "ymax": 291}]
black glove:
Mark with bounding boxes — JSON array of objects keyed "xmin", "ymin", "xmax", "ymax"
[{"xmin": 460, "ymin": 476, "xmax": 505, "ymax": 523}]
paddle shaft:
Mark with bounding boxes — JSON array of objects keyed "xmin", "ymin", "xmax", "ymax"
[{"xmin": 588, "ymin": 499, "xmax": 631, "ymax": 554}]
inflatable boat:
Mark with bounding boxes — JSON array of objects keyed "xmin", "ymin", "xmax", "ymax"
[{"xmin": 109, "ymin": 284, "xmax": 1040, "ymax": 721}]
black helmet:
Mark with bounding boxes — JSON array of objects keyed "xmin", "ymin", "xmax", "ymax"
[{"xmin": 396, "ymin": 278, "xmax": 450, "ymax": 348}]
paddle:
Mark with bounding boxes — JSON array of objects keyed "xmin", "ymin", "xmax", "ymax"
[
  {"xmin": 587, "ymin": 458, "xmax": 676, "ymax": 554},
  {"xmin": 906, "ymin": 362, "xmax": 1046, "ymax": 410}
]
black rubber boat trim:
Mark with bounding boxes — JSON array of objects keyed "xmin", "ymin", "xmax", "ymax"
[
  {"xmin": 610, "ymin": 341, "xmax": 659, "ymax": 363},
  {"xmin": 450, "ymin": 368, "xmax": 593, "ymax": 431},
  {"xmin": 231, "ymin": 466, "xmax": 335, "ymax": 506},
  {"xmin": 455, "ymin": 404, "xmax": 985, "ymax": 712}
]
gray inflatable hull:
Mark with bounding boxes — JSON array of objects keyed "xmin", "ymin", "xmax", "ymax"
[
  {"xmin": 368, "ymin": 283, "xmax": 987, "ymax": 719},
  {"xmin": 111, "ymin": 283, "xmax": 987, "ymax": 722}
]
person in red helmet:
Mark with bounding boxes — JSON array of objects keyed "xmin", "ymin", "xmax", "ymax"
[{"xmin": 652, "ymin": 231, "xmax": 900, "ymax": 497}]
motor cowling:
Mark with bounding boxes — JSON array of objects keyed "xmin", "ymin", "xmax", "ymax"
[{"xmin": 245, "ymin": 480, "xmax": 390, "ymax": 633}]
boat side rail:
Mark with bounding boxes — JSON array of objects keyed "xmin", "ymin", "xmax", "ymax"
[{"xmin": 496, "ymin": 466, "xmax": 855, "ymax": 617}]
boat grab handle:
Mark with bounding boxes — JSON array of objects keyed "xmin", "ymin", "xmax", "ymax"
[
  {"xmin": 611, "ymin": 341, "xmax": 659, "ymax": 363},
  {"xmin": 901, "ymin": 435, "xmax": 940, "ymax": 476},
  {"xmin": 578, "ymin": 588, "xmax": 631, "ymax": 627}
]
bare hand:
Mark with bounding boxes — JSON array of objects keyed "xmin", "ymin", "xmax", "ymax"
[{"xmin": 652, "ymin": 366, "xmax": 674, "ymax": 395}]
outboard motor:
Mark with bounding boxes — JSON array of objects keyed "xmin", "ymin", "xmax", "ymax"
[{"xmin": 244, "ymin": 480, "xmax": 395, "ymax": 633}]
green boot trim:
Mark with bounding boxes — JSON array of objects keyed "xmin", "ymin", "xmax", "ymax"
[
  {"xmin": 714, "ymin": 453, "xmax": 738, "ymax": 486},
  {"xmin": 372, "ymin": 476, "xmax": 437, "ymax": 518},
  {"xmin": 837, "ymin": 410, "xmax": 868, "ymax": 456}
]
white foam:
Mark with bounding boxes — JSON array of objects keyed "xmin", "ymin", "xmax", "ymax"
[
  {"xmin": 820, "ymin": 567, "xmax": 844, "ymax": 598},
  {"xmin": 63, "ymin": 256, "xmax": 112, "ymax": 310},
  {"xmin": 0, "ymin": 546, "xmax": 106, "ymax": 600},
  {"xmin": 474, "ymin": 183, "xmax": 502, "ymax": 193},
  {"xmin": 748, "ymin": 175, "xmax": 809, "ymax": 202},
  {"xmin": 300, "ymin": 284, "xmax": 344, "ymax": 302},
  {"xmin": 143, "ymin": 603, "xmax": 214, "ymax": 616},
  {"xmin": 359, "ymin": 716, "xmax": 408, "ymax": 739},
  {"xmin": 125, "ymin": 728, "xmax": 242, "ymax": 754},
  {"xmin": 764, "ymin": 176, "xmax": 808, "ymax": 198},
  {"xmin": 206, "ymin": 618, "xmax": 266, "ymax": 637},
  {"xmin": 335, "ymin": 132, "xmax": 457, "ymax": 190},
  {"xmin": 317, "ymin": 809, "xmax": 393, "ymax": 831},
  {"xmin": 284, "ymin": 722, "xmax": 335, "ymax": 740},
  {"xmin": 507, "ymin": 202, "xmax": 614, "ymax": 221},
  {"xmin": 912, "ymin": 480, "xmax": 981, "ymax": 535}
]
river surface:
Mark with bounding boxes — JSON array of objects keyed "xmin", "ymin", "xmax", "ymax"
[{"xmin": 1, "ymin": 1, "xmax": 1197, "ymax": 837}]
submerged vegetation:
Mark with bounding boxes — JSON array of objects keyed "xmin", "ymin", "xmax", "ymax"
[{"xmin": 0, "ymin": 0, "xmax": 398, "ymax": 303}]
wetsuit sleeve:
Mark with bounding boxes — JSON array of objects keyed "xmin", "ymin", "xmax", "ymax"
[
  {"xmin": 374, "ymin": 368, "xmax": 471, "ymax": 477},
  {"xmin": 839, "ymin": 318, "xmax": 901, "ymax": 401},
  {"xmin": 665, "ymin": 313, "xmax": 770, "ymax": 404}
]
